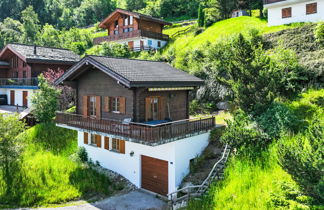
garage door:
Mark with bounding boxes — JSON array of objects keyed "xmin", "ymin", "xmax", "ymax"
[{"xmin": 141, "ymin": 155, "xmax": 168, "ymax": 195}]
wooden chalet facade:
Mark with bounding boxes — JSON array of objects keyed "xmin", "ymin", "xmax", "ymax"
[
  {"xmin": 0, "ymin": 44, "xmax": 80, "ymax": 107},
  {"xmin": 55, "ymin": 56, "xmax": 215, "ymax": 196},
  {"xmin": 94, "ymin": 9, "xmax": 172, "ymax": 51}
]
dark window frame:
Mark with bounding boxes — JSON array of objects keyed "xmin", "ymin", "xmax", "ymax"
[
  {"xmin": 282, "ymin": 7, "xmax": 292, "ymax": 18},
  {"xmin": 306, "ymin": 3, "xmax": 317, "ymax": 15}
]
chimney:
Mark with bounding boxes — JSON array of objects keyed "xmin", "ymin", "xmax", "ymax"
[{"xmin": 34, "ymin": 45, "xmax": 37, "ymax": 55}]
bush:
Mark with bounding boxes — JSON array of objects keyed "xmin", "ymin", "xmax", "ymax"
[
  {"xmin": 314, "ymin": 22, "xmax": 324, "ymax": 45},
  {"xmin": 257, "ymin": 102, "xmax": 300, "ymax": 139},
  {"xmin": 77, "ymin": 147, "xmax": 88, "ymax": 163},
  {"xmin": 221, "ymin": 110, "xmax": 271, "ymax": 157}
]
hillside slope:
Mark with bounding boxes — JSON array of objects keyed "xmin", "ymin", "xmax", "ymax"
[{"xmin": 161, "ymin": 17, "xmax": 304, "ymax": 69}]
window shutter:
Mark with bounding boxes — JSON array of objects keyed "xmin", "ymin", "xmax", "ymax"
[
  {"xmin": 159, "ymin": 96, "xmax": 166, "ymax": 120},
  {"xmin": 83, "ymin": 96, "xmax": 89, "ymax": 117},
  {"xmin": 84, "ymin": 132, "xmax": 88, "ymax": 144},
  {"xmin": 104, "ymin": 96, "xmax": 110, "ymax": 112},
  {"xmin": 104, "ymin": 137, "xmax": 109, "ymax": 150},
  {"xmin": 119, "ymin": 97, "xmax": 126, "ymax": 114},
  {"xmin": 119, "ymin": 140, "xmax": 125, "ymax": 154},
  {"xmin": 145, "ymin": 97, "xmax": 151, "ymax": 121},
  {"xmin": 95, "ymin": 135, "xmax": 101, "ymax": 148},
  {"xmin": 96, "ymin": 96, "xmax": 101, "ymax": 119}
]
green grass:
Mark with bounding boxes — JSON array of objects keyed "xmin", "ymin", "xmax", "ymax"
[
  {"xmin": 188, "ymin": 89, "xmax": 324, "ymax": 209},
  {"xmin": 162, "ymin": 16, "xmax": 306, "ymax": 69},
  {"xmin": 0, "ymin": 123, "xmax": 117, "ymax": 208}
]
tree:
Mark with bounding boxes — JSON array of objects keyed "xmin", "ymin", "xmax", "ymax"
[
  {"xmin": 31, "ymin": 74, "xmax": 61, "ymax": 122},
  {"xmin": 20, "ymin": 6, "xmax": 41, "ymax": 44},
  {"xmin": 197, "ymin": 4, "xmax": 205, "ymax": 27},
  {"xmin": 209, "ymin": 0, "xmax": 237, "ymax": 19},
  {"xmin": 0, "ymin": 18, "xmax": 22, "ymax": 48},
  {"xmin": 0, "ymin": 114, "xmax": 25, "ymax": 196},
  {"xmin": 37, "ymin": 24, "xmax": 61, "ymax": 47}
]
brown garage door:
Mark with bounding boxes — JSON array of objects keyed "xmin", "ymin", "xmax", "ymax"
[{"xmin": 141, "ymin": 155, "xmax": 168, "ymax": 195}]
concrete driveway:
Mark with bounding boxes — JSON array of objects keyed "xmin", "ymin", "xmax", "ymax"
[{"xmin": 35, "ymin": 190, "xmax": 167, "ymax": 210}]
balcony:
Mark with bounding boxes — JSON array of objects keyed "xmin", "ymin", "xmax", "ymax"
[
  {"xmin": 93, "ymin": 30, "xmax": 169, "ymax": 45},
  {"xmin": 0, "ymin": 78, "xmax": 38, "ymax": 87},
  {"xmin": 56, "ymin": 112, "xmax": 215, "ymax": 146}
]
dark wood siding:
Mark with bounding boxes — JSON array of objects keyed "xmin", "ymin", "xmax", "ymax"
[
  {"xmin": 77, "ymin": 68, "xmax": 134, "ymax": 121},
  {"xmin": 134, "ymin": 88, "xmax": 188, "ymax": 122},
  {"xmin": 141, "ymin": 155, "xmax": 168, "ymax": 195}
]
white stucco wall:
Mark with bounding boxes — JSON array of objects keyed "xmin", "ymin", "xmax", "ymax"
[
  {"xmin": 0, "ymin": 88, "xmax": 36, "ymax": 107},
  {"xmin": 115, "ymin": 37, "xmax": 168, "ymax": 51},
  {"xmin": 266, "ymin": 0, "xmax": 324, "ymax": 26},
  {"xmin": 75, "ymin": 130, "xmax": 210, "ymax": 194}
]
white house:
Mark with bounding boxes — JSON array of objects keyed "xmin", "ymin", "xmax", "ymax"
[
  {"xmin": 264, "ymin": 0, "xmax": 324, "ymax": 26},
  {"xmin": 55, "ymin": 56, "xmax": 215, "ymax": 196}
]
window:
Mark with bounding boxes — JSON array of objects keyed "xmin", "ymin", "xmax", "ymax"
[
  {"xmin": 23, "ymin": 62, "xmax": 27, "ymax": 67},
  {"xmin": 306, "ymin": 3, "xmax": 317, "ymax": 15},
  {"xmin": 112, "ymin": 97, "xmax": 120, "ymax": 113},
  {"xmin": 90, "ymin": 134, "xmax": 96, "ymax": 145},
  {"xmin": 129, "ymin": 27, "xmax": 133, "ymax": 32},
  {"xmin": 89, "ymin": 96, "xmax": 96, "ymax": 117},
  {"xmin": 157, "ymin": 41, "xmax": 161, "ymax": 48},
  {"xmin": 112, "ymin": 138, "xmax": 120, "ymax": 151},
  {"xmin": 130, "ymin": 16, "xmax": 133, "ymax": 24},
  {"xmin": 282, "ymin": 7, "xmax": 292, "ymax": 18},
  {"xmin": 114, "ymin": 30, "xmax": 119, "ymax": 35},
  {"xmin": 14, "ymin": 71, "xmax": 18, "ymax": 78},
  {"xmin": 123, "ymin": 28, "xmax": 129, "ymax": 33},
  {"xmin": 11, "ymin": 56, "xmax": 18, "ymax": 68},
  {"xmin": 148, "ymin": 40, "xmax": 153, "ymax": 46},
  {"xmin": 114, "ymin": 20, "xmax": 118, "ymax": 28},
  {"xmin": 23, "ymin": 71, "xmax": 27, "ymax": 78}
]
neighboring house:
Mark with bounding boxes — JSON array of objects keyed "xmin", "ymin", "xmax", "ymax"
[
  {"xmin": 0, "ymin": 44, "xmax": 80, "ymax": 108},
  {"xmin": 55, "ymin": 55, "xmax": 215, "ymax": 196},
  {"xmin": 94, "ymin": 9, "xmax": 172, "ymax": 51},
  {"xmin": 264, "ymin": 0, "xmax": 324, "ymax": 26},
  {"xmin": 231, "ymin": 9, "xmax": 249, "ymax": 18}
]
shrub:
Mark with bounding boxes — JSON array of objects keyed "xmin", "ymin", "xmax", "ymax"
[
  {"xmin": 210, "ymin": 126, "xmax": 225, "ymax": 142},
  {"xmin": 257, "ymin": 102, "xmax": 300, "ymax": 138},
  {"xmin": 77, "ymin": 147, "xmax": 88, "ymax": 163},
  {"xmin": 221, "ymin": 110, "xmax": 271, "ymax": 157},
  {"xmin": 314, "ymin": 22, "xmax": 324, "ymax": 45}
]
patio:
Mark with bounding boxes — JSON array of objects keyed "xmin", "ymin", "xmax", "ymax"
[{"xmin": 0, "ymin": 105, "xmax": 26, "ymax": 115}]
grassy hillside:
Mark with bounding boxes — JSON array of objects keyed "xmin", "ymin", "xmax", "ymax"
[
  {"xmin": 161, "ymin": 17, "xmax": 305, "ymax": 69},
  {"xmin": 188, "ymin": 89, "xmax": 324, "ymax": 209},
  {"xmin": 0, "ymin": 123, "xmax": 123, "ymax": 208}
]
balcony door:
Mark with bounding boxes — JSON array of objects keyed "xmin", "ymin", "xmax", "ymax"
[
  {"xmin": 128, "ymin": 41, "xmax": 134, "ymax": 50},
  {"xmin": 22, "ymin": 91, "xmax": 28, "ymax": 107},
  {"xmin": 145, "ymin": 96, "xmax": 165, "ymax": 121},
  {"xmin": 83, "ymin": 95, "xmax": 101, "ymax": 119}
]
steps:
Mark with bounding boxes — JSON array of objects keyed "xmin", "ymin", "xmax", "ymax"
[{"xmin": 168, "ymin": 144, "xmax": 231, "ymax": 210}]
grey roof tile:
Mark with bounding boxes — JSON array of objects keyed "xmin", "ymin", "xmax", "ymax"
[{"xmin": 9, "ymin": 44, "xmax": 80, "ymax": 63}]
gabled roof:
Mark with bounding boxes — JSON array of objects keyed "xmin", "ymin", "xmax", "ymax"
[
  {"xmin": 0, "ymin": 44, "xmax": 80, "ymax": 64},
  {"xmin": 55, "ymin": 56, "xmax": 204, "ymax": 88},
  {"xmin": 99, "ymin": 8, "xmax": 172, "ymax": 28}
]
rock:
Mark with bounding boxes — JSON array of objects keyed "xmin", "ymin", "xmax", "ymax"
[
  {"xmin": 181, "ymin": 182, "xmax": 194, "ymax": 193},
  {"xmin": 216, "ymin": 101, "xmax": 231, "ymax": 110}
]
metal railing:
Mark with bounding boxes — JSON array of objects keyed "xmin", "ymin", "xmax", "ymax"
[
  {"xmin": 168, "ymin": 144, "xmax": 230, "ymax": 209},
  {"xmin": 0, "ymin": 78, "xmax": 38, "ymax": 86},
  {"xmin": 56, "ymin": 112, "xmax": 215, "ymax": 145},
  {"xmin": 93, "ymin": 30, "xmax": 169, "ymax": 44},
  {"xmin": 263, "ymin": 0, "xmax": 286, "ymax": 4}
]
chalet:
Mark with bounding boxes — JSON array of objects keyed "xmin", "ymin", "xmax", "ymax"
[
  {"xmin": 94, "ymin": 9, "xmax": 172, "ymax": 51},
  {"xmin": 55, "ymin": 56, "xmax": 215, "ymax": 196},
  {"xmin": 264, "ymin": 0, "xmax": 324, "ymax": 26},
  {"xmin": 0, "ymin": 44, "xmax": 80, "ymax": 108}
]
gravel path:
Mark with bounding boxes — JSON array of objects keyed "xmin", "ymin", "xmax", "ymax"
[{"xmin": 34, "ymin": 190, "xmax": 167, "ymax": 210}]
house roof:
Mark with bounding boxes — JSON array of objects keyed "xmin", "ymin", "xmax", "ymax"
[
  {"xmin": 99, "ymin": 8, "xmax": 172, "ymax": 28},
  {"xmin": 0, "ymin": 44, "xmax": 80, "ymax": 64},
  {"xmin": 55, "ymin": 56, "xmax": 204, "ymax": 88}
]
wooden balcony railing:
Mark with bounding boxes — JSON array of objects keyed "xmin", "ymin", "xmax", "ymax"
[
  {"xmin": 264, "ymin": 0, "xmax": 286, "ymax": 4},
  {"xmin": 56, "ymin": 112, "xmax": 215, "ymax": 146},
  {"xmin": 0, "ymin": 77, "xmax": 38, "ymax": 87},
  {"xmin": 93, "ymin": 30, "xmax": 169, "ymax": 45}
]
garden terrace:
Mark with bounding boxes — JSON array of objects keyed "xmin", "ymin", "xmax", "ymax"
[{"xmin": 56, "ymin": 112, "xmax": 215, "ymax": 146}]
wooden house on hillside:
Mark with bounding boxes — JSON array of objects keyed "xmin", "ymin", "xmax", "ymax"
[{"xmin": 94, "ymin": 9, "xmax": 172, "ymax": 51}]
